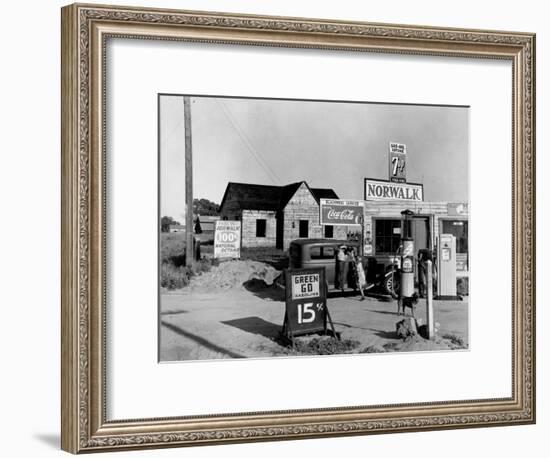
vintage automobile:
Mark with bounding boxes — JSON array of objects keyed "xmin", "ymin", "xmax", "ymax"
[{"xmin": 288, "ymin": 238, "xmax": 399, "ymax": 296}]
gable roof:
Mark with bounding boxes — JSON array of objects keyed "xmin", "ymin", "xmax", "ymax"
[
  {"xmin": 310, "ymin": 187, "xmax": 339, "ymax": 202},
  {"xmin": 279, "ymin": 182, "xmax": 303, "ymax": 208},
  {"xmin": 219, "ymin": 182, "xmax": 283, "ymax": 212},
  {"xmin": 219, "ymin": 181, "xmax": 340, "ymax": 213}
]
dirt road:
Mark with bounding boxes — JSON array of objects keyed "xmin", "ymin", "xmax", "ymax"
[{"xmin": 159, "ymin": 285, "xmax": 468, "ymax": 362}]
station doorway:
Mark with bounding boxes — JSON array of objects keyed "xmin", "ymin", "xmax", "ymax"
[
  {"xmin": 408, "ymin": 216, "xmax": 431, "ymax": 283},
  {"xmin": 411, "ymin": 216, "xmax": 430, "ymax": 252}
]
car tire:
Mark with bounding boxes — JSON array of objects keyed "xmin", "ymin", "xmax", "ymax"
[{"xmin": 384, "ymin": 271, "xmax": 400, "ymax": 299}]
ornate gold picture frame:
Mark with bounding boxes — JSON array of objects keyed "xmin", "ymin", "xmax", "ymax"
[{"xmin": 61, "ymin": 3, "xmax": 535, "ymax": 453}]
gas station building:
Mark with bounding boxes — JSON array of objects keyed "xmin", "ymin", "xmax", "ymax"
[{"xmin": 361, "ymin": 178, "xmax": 469, "ymax": 295}]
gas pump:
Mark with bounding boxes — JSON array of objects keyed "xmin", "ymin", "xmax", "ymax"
[
  {"xmin": 437, "ymin": 233, "xmax": 457, "ymax": 298},
  {"xmin": 398, "ymin": 209, "xmax": 416, "ymax": 315}
]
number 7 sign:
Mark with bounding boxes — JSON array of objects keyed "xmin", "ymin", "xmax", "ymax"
[{"xmin": 389, "ymin": 150, "xmax": 406, "ymax": 183}]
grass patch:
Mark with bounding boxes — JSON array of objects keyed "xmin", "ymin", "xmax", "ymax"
[
  {"xmin": 361, "ymin": 344, "xmax": 387, "ymax": 353},
  {"xmin": 160, "ymin": 232, "xmax": 215, "ymax": 289},
  {"xmin": 160, "ymin": 258, "xmax": 215, "ymax": 290},
  {"xmin": 440, "ymin": 333, "xmax": 468, "ymax": 349}
]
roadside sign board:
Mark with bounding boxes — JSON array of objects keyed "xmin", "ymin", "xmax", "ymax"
[
  {"xmin": 214, "ymin": 220, "xmax": 241, "ymax": 259},
  {"xmin": 389, "ymin": 142, "xmax": 406, "ymax": 155},
  {"xmin": 389, "ymin": 142, "xmax": 407, "ymax": 183},
  {"xmin": 319, "ymin": 199, "xmax": 364, "ymax": 226},
  {"xmin": 284, "ymin": 268, "xmax": 327, "ymax": 337},
  {"xmin": 364, "ymin": 178, "xmax": 423, "ymax": 202},
  {"xmin": 291, "ymin": 272, "xmax": 320, "ymax": 299}
]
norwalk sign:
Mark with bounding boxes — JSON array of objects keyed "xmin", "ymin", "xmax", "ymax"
[{"xmin": 364, "ymin": 178, "xmax": 424, "ymax": 202}]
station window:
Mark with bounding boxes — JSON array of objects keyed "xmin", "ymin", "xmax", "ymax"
[
  {"xmin": 256, "ymin": 219, "xmax": 266, "ymax": 237},
  {"xmin": 299, "ymin": 220, "xmax": 309, "ymax": 238},
  {"xmin": 324, "ymin": 225, "xmax": 334, "ymax": 238},
  {"xmin": 441, "ymin": 220, "xmax": 468, "ymax": 253},
  {"xmin": 374, "ymin": 218, "xmax": 401, "ymax": 254}
]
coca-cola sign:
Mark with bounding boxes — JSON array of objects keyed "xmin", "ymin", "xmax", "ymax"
[{"xmin": 320, "ymin": 199, "xmax": 364, "ymax": 226}]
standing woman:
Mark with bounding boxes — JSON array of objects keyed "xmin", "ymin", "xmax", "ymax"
[
  {"xmin": 348, "ymin": 247, "xmax": 366, "ymax": 301},
  {"xmin": 354, "ymin": 254, "xmax": 367, "ymax": 301}
]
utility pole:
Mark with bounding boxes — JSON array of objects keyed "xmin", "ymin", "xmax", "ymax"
[
  {"xmin": 426, "ymin": 260, "xmax": 434, "ymax": 339},
  {"xmin": 360, "ymin": 212, "xmax": 365, "ymax": 257},
  {"xmin": 184, "ymin": 96, "xmax": 194, "ymax": 267}
]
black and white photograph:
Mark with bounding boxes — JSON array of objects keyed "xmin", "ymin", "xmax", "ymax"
[
  {"xmin": 2, "ymin": 0, "xmax": 542, "ymax": 456},
  {"xmin": 159, "ymin": 95, "xmax": 470, "ymax": 362}
]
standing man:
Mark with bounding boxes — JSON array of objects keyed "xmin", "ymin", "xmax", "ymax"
[{"xmin": 336, "ymin": 245, "xmax": 349, "ymax": 292}]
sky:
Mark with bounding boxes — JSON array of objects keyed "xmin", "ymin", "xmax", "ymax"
[{"xmin": 159, "ymin": 95, "xmax": 469, "ymax": 222}]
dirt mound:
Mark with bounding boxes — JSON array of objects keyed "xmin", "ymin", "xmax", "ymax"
[
  {"xmin": 281, "ymin": 336, "xmax": 360, "ymax": 356},
  {"xmin": 190, "ymin": 260, "xmax": 281, "ymax": 291},
  {"xmin": 381, "ymin": 333, "xmax": 466, "ymax": 353}
]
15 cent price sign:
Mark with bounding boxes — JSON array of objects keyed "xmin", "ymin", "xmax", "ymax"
[{"xmin": 282, "ymin": 267, "xmax": 337, "ymax": 343}]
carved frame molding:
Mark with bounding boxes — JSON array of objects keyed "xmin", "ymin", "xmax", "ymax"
[{"xmin": 61, "ymin": 3, "xmax": 535, "ymax": 453}]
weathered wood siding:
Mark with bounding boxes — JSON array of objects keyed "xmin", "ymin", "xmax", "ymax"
[
  {"xmin": 281, "ymin": 183, "xmax": 318, "ymax": 250},
  {"xmin": 241, "ymin": 210, "xmax": 277, "ymax": 248},
  {"xmin": 219, "ymin": 194, "xmax": 242, "ymax": 221}
]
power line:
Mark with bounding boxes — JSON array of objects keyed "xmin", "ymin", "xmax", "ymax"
[{"xmin": 216, "ymin": 99, "xmax": 281, "ymax": 185}]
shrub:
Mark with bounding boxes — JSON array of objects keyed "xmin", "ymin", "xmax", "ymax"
[
  {"xmin": 161, "ymin": 233, "xmax": 187, "ymax": 265},
  {"xmin": 160, "ymin": 256, "xmax": 216, "ymax": 290},
  {"xmin": 160, "ymin": 263, "xmax": 190, "ymax": 290},
  {"xmin": 191, "ymin": 257, "xmax": 216, "ymax": 275},
  {"xmin": 285, "ymin": 337, "xmax": 360, "ymax": 355}
]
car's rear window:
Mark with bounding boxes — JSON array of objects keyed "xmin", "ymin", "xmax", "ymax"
[
  {"xmin": 310, "ymin": 246, "xmax": 336, "ymax": 259},
  {"xmin": 324, "ymin": 247, "xmax": 335, "ymax": 258}
]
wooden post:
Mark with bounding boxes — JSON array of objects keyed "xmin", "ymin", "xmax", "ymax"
[
  {"xmin": 184, "ymin": 96, "xmax": 193, "ymax": 267},
  {"xmin": 426, "ymin": 260, "xmax": 434, "ymax": 339},
  {"xmin": 360, "ymin": 214, "xmax": 364, "ymax": 257}
]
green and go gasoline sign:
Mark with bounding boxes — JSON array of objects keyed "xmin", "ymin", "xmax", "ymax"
[{"xmin": 283, "ymin": 267, "xmax": 327, "ymax": 338}]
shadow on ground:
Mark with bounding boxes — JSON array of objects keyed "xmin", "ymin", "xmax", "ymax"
[
  {"xmin": 222, "ymin": 316, "xmax": 281, "ymax": 340},
  {"xmin": 334, "ymin": 321, "xmax": 400, "ymax": 340},
  {"xmin": 161, "ymin": 320, "xmax": 244, "ymax": 358},
  {"xmin": 242, "ymin": 278, "xmax": 285, "ymax": 302},
  {"xmin": 371, "ymin": 329, "xmax": 400, "ymax": 340},
  {"xmin": 368, "ymin": 308, "xmax": 401, "ymax": 316},
  {"xmin": 160, "ymin": 309, "xmax": 188, "ymax": 316}
]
